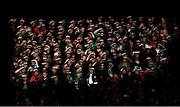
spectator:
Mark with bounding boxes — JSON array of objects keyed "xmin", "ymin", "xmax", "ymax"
[{"xmin": 9, "ymin": 16, "xmax": 179, "ymax": 106}]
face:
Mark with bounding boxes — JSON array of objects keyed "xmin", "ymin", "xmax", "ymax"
[
  {"xmin": 128, "ymin": 71, "xmax": 131, "ymax": 77},
  {"xmin": 129, "ymin": 41, "xmax": 133, "ymax": 46},
  {"xmin": 23, "ymin": 77, "xmax": 27, "ymax": 81},
  {"xmin": 76, "ymin": 72, "xmax": 82, "ymax": 78},
  {"xmin": 14, "ymin": 62, "xmax": 18, "ymax": 69},
  {"xmin": 52, "ymin": 67, "xmax": 57, "ymax": 74},
  {"xmin": 82, "ymin": 55, "xmax": 86, "ymax": 61},
  {"xmin": 67, "ymin": 60, "xmax": 72, "ymax": 65},
  {"xmin": 120, "ymin": 40, "xmax": 123, "ymax": 44},
  {"xmin": 147, "ymin": 49, "xmax": 151, "ymax": 53},
  {"xmin": 102, "ymin": 54, "xmax": 107, "ymax": 59},
  {"xmin": 142, "ymin": 37, "xmax": 146, "ymax": 42},
  {"xmin": 98, "ymin": 32, "xmax": 103, "ymax": 37},
  {"xmin": 89, "ymin": 41, "xmax": 93, "ymax": 46},
  {"xmin": 43, "ymin": 72, "xmax": 47, "ymax": 77},
  {"xmin": 100, "ymin": 41, "xmax": 104, "ymax": 45},
  {"xmin": 89, "ymin": 69, "xmax": 94, "ymax": 74},
  {"xmin": 157, "ymin": 45, "xmax": 161, "ymax": 49},
  {"xmin": 162, "ymin": 60, "xmax": 168, "ymax": 64},
  {"xmin": 124, "ymin": 38, "xmax": 128, "ymax": 42},
  {"xmin": 34, "ymin": 71, "xmax": 39, "ymax": 76},
  {"xmin": 96, "ymin": 44, "xmax": 100, "ymax": 49},
  {"xmin": 135, "ymin": 54, "xmax": 139, "ymax": 58},
  {"xmin": 28, "ymin": 66, "xmax": 33, "ymax": 72},
  {"xmin": 113, "ymin": 53, "xmax": 117, "ymax": 59},
  {"xmin": 69, "ymin": 29, "xmax": 73, "ymax": 34},
  {"xmin": 54, "ymin": 76, "xmax": 58, "ymax": 81},
  {"xmin": 66, "ymin": 53, "xmax": 71, "ymax": 58},
  {"xmin": 152, "ymin": 36, "xmax": 156, "ymax": 41},
  {"xmin": 123, "ymin": 58, "xmax": 128, "ymax": 62},
  {"xmin": 161, "ymin": 17, "xmax": 166, "ymax": 23},
  {"xmin": 100, "ymin": 64, "xmax": 104, "ymax": 70},
  {"xmin": 66, "ymin": 66, "xmax": 70, "ymax": 71},
  {"xmin": 22, "ymin": 68, "xmax": 26, "ymax": 73},
  {"xmin": 45, "ymin": 63, "xmax": 49, "ymax": 68},
  {"xmin": 109, "ymin": 62, "xmax": 113, "ymax": 66}
]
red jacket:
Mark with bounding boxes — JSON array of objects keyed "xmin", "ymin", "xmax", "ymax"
[{"xmin": 34, "ymin": 26, "xmax": 46, "ymax": 34}]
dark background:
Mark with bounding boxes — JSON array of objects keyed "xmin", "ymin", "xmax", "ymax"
[
  {"xmin": 0, "ymin": 1, "xmax": 179, "ymax": 105},
  {"xmin": 1, "ymin": 16, "xmax": 180, "ymax": 106}
]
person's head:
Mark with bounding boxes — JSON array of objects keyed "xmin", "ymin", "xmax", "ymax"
[
  {"xmin": 67, "ymin": 28, "xmax": 73, "ymax": 35},
  {"xmin": 66, "ymin": 52, "xmax": 71, "ymax": 58},
  {"xmin": 145, "ymin": 67, "xmax": 151, "ymax": 73},
  {"xmin": 100, "ymin": 39, "xmax": 104, "ymax": 46},
  {"xmin": 99, "ymin": 32, "xmax": 104, "ymax": 37},
  {"xmin": 128, "ymin": 71, "xmax": 132, "ymax": 77},
  {"xmin": 77, "ymin": 36, "xmax": 82, "ymax": 42},
  {"xmin": 89, "ymin": 67, "xmax": 95, "ymax": 74},
  {"xmin": 14, "ymin": 62, "xmax": 18, "ymax": 69},
  {"xmin": 23, "ymin": 56, "xmax": 29, "ymax": 62},
  {"xmin": 157, "ymin": 43, "xmax": 162, "ymax": 49},
  {"xmin": 101, "ymin": 52, "xmax": 107, "ymax": 59},
  {"xmin": 113, "ymin": 52, "xmax": 117, "ymax": 59},
  {"xmin": 32, "ymin": 40, "xmax": 37, "ymax": 46},
  {"xmin": 88, "ymin": 40, "xmax": 93, "ymax": 46},
  {"xmin": 96, "ymin": 42, "xmax": 101, "ymax": 49},
  {"xmin": 129, "ymin": 40, "xmax": 133, "ymax": 46},
  {"xmin": 133, "ymin": 51, "xmax": 140, "ymax": 58},
  {"xmin": 84, "ymin": 36, "xmax": 90, "ymax": 42},
  {"xmin": 76, "ymin": 71, "xmax": 82, "ymax": 78},
  {"xmin": 89, "ymin": 57, "xmax": 95, "ymax": 63},
  {"xmin": 146, "ymin": 48, "xmax": 151, "ymax": 53},
  {"xmin": 142, "ymin": 37, "xmax": 147, "ymax": 43},
  {"xmin": 120, "ymin": 66, "xmax": 127, "ymax": 74},
  {"xmin": 160, "ymin": 57, "xmax": 168, "ymax": 64},
  {"xmin": 52, "ymin": 76, "xmax": 58, "ymax": 81},
  {"xmin": 152, "ymin": 36, "xmax": 157, "ymax": 41},
  {"xmin": 44, "ymin": 62, "xmax": 49, "ymax": 68},
  {"xmin": 42, "ymin": 72, "xmax": 47, "ymax": 78},
  {"xmin": 82, "ymin": 55, "xmax": 86, "ymax": 61},
  {"xmin": 107, "ymin": 31, "xmax": 112, "ymax": 37},
  {"xmin": 108, "ymin": 59, "xmax": 113, "ymax": 66},
  {"xmin": 146, "ymin": 56, "xmax": 151, "ymax": 61},
  {"xmin": 161, "ymin": 17, "xmax": 166, "ymax": 23},
  {"xmin": 22, "ymin": 75, "xmax": 27, "ymax": 81},
  {"xmin": 20, "ymin": 18, "xmax": 25, "ymax": 25},
  {"xmin": 118, "ymin": 38, "xmax": 123, "ymax": 44},
  {"xmin": 22, "ymin": 67, "xmax": 27, "ymax": 74},
  {"xmin": 52, "ymin": 66, "xmax": 57, "ymax": 74},
  {"xmin": 30, "ymin": 20, "xmax": 36, "ymax": 28},
  {"xmin": 148, "ymin": 61, "xmax": 154, "ymax": 68},
  {"xmin": 67, "ymin": 59, "xmax": 72, "ymax": 65},
  {"xmin": 49, "ymin": 20, "xmax": 55, "ymax": 26},
  {"xmin": 31, "ymin": 60, "xmax": 36, "ymax": 66},
  {"xmin": 167, "ymin": 35, "xmax": 172, "ymax": 42},
  {"xmin": 99, "ymin": 63, "xmax": 105, "ymax": 70},
  {"xmin": 71, "ymin": 54, "xmax": 76, "ymax": 61},
  {"xmin": 34, "ymin": 69, "xmax": 39, "ymax": 76},
  {"xmin": 40, "ymin": 98, "xmax": 45, "ymax": 105},
  {"xmin": 76, "ymin": 43, "xmax": 82, "ymax": 49},
  {"xmin": 123, "ymin": 56, "xmax": 128, "ymax": 62}
]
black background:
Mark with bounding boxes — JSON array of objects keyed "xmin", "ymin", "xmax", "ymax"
[{"xmin": 0, "ymin": 0, "xmax": 179, "ymax": 105}]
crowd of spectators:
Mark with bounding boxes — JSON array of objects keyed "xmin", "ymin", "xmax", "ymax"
[{"xmin": 8, "ymin": 16, "xmax": 180, "ymax": 105}]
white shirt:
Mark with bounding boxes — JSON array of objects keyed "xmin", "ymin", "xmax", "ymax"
[
  {"xmin": 89, "ymin": 74, "xmax": 93, "ymax": 84},
  {"xmin": 155, "ymin": 48, "xmax": 160, "ymax": 54}
]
